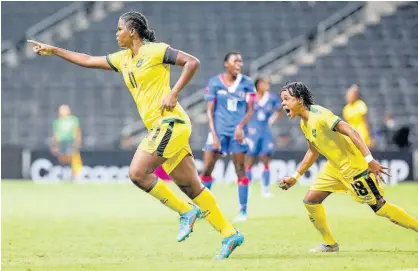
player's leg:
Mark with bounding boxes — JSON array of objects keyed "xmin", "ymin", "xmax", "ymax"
[
  {"xmin": 259, "ymin": 133, "xmax": 275, "ymax": 197},
  {"xmin": 154, "ymin": 165, "xmax": 171, "ymax": 181},
  {"xmin": 373, "ymin": 200, "xmax": 418, "ymax": 233},
  {"xmin": 244, "ymin": 155, "xmax": 256, "ymax": 183},
  {"xmin": 200, "ymin": 150, "xmax": 221, "ymax": 189},
  {"xmin": 58, "ymin": 141, "xmax": 73, "ymax": 181},
  {"xmin": 201, "ymin": 133, "xmax": 224, "ymax": 189},
  {"xmin": 305, "ymin": 164, "xmax": 345, "ymax": 252},
  {"xmin": 347, "ymin": 172, "xmax": 418, "ymax": 233},
  {"xmin": 304, "ymin": 190, "xmax": 339, "ymax": 252},
  {"xmin": 244, "ymin": 136, "xmax": 259, "ymax": 183},
  {"xmin": 129, "ymin": 148, "xmax": 192, "ymax": 215},
  {"xmin": 232, "ymin": 151, "xmax": 250, "ymax": 222},
  {"xmin": 169, "ymin": 154, "xmax": 244, "ymax": 258},
  {"xmin": 71, "ymin": 151, "xmax": 83, "ymax": 179},
  {"xmin": 259, "ymin": 155, "xmax": 272, "ymax": 197}
]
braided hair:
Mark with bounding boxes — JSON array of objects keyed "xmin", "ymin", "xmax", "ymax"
[
  {"xmin": 281, "ymin": 81, "xmax": 315, "ymax": 108},
  {"xmin": 120, "ymin": 11, "xmax": 156, "ymax": 42}
]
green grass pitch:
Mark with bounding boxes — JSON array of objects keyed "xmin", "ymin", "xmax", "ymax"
[{"xmin": 2, "ymin": 181, "xmax": 418, "ymax": 271}]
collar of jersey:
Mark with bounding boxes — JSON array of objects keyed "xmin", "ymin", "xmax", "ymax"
[
  {"xmin": 257, "ymin": 91, "xmax": 270, "ymax": 107},
  {"xmin": 219, "ymin": 73, "xmax": 242, "ymax": 93}
]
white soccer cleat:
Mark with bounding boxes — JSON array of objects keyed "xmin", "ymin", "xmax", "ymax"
[
  {"xmin": 262, "ymin": 187, "xmax": 272, "ymax": 198},
  {"xmin": 233, "ymin": 212, "xmax": 248, "ymax": 223},
  {"xmin": 308, "ymin": 243, "xmax": 339, "ymax": 253}
]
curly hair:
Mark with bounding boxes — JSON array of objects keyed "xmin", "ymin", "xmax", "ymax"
[{"xmin": 281, "ymin": 81, "xmax": 315, "ymax": 108}]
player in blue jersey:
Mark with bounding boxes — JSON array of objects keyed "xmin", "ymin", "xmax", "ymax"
[
  {"xmin": 245, "ymin": 76, "xmax": 282, "ymax": 198},
  {"xmin": 200, "ymin": 52, "xmax": 255, "ymax": 222}
]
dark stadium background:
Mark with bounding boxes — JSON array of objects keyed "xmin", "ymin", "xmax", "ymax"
[{"xmin": 2, "ymin": 1, "xmax": 417, "ymax": 183}]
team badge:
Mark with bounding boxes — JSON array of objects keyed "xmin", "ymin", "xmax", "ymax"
[
  {"xmin": 136, "ymin": 59, "xmax": 144, "ymax": 67},
  {"xmin": 312, "ymin": 129, "xmax": 317, "ymax": 137}
]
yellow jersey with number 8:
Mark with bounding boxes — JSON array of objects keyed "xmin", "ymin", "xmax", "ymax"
[{"xmin": 106, "ymin": 42, "xmax": 190, "ymax": 129}]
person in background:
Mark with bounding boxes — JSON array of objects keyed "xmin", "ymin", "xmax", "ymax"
[
  {"xmin": 342, "ymin": 84, "xmax": 374, "ymax": 149},
  {"xmin": 201, "ymin": 52, "xmax": 255, "ymax": 222},
  {"xmin": 51, "ymin": 104, "xmax": 83, "ymax": 179},
  {"xmin": 245, "ymin": 76, "xmax": 282, "ymax": 198}
]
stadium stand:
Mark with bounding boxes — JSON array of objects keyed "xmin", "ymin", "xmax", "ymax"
[
  {"xmin": 2, "ymin": 1, "xmax": 347, "ymax": 149},
  {"xmin": 276, "ymin": 1, "xmax": 418, "ymax": 150},
  {"xmin": 1, "ymin": 2, "xmax": 74, "ymax": 43}
]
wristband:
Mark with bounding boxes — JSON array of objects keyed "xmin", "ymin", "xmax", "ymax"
[
  {"xmin": 365, "ymin": 154, "xmax": 374, "ymax": 163},
  {"xmin": 291, "ymin": 172, "xmax": 302, "ymax": 181}
]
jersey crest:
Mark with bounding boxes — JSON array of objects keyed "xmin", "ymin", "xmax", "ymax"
[{"xmin": 136, "ymin": 59, "xmax": 144, "ymax": 68}]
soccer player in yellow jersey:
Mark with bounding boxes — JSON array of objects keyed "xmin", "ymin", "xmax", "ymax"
[
  {"xmin": 343, "ymin": 84, "xmax": 374, "ymax": 148},
  {"xmin": 28, "ymin": 11, "xmax": 243, "ymax": 259},
  {"xmin": 279, "ymin": 82, "xmax": 418, "ymax": 252}
]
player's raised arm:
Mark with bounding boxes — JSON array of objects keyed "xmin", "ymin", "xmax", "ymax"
[
  {"xmin": 27, "ymin": 40, "xmax": 112, "ymax": 70},
  {"xmin": 279, "ymin": 141, "xmax": 319, "ymax": 190},
  {"xmin": 334, "ymin": 120, "xmax": 389, "ymax": 182}
]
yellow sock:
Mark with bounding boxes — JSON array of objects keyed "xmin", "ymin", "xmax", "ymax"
[
  {"xmin": 71, "ymin": 152, "xmax": 83, "ymax": 177},
  {"xmin": 376, "ymin": 202, "xmax": 418, "ymax": 232},
  {"xmin": 148, "ymin": 179, "xmax": 192, "ymax": 215},
  {"xmin": 193, "ymin": 188, "xmax": 236, "ymax": 238},
  {"xmin": 304, "ymin": 203, "xmax": 337, "ymax": 245}
]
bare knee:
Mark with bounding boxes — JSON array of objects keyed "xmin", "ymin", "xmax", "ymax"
[
  {"xmin": 202, "ymin": 152, "xmax": 218, "ymax": 176},
  {"xmin": 129, "ymin": 166, "xmax": 153, "ymax": 190},
  {"xmin": 234, "ymin": 162, "xmax": 246, "ymax": 178},
  {"xmin": 303, "ymin": 191, "xmax": 330, "ymax": 204},
  {"xmin": 303, "ymin": 197, "xmax": 324, "ymax": 205}
]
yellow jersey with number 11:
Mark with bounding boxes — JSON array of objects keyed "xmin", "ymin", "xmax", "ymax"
[{"xmin": 106, "ymin": 42, "xmax": 190, "ymax": 129}]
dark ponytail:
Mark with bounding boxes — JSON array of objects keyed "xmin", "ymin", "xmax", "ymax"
[
  {"xmin": 143, "ymin": 29, "xmax": 156, "ymax": 42},
  {"xmin": 120, "ymin": 11, "xmax": 156, "ymax": 42}
]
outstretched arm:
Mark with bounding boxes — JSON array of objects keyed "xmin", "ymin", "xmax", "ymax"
[
  {"xmin": 279, "ymin": 141, "xmax": 319, "ymax": 190},
  {"xmin": 27, "ymin": 40, "xmax": 112, "ymax": 70}
]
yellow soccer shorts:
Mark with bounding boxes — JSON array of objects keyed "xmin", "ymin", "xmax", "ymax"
[
  {"xmin": 139, "ymin": 119, "xmax": 193, "ymax": 174},
  {"xmin": 311, "ymin": 162, "xmax": 385, "ymax": 205}
]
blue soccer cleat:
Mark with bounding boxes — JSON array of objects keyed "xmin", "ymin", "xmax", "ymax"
[
  {"xmin": 177, "ymin": 205, "xmax": 201, "ymax": 242},
  {"xmin": 214, "ymin": 231, "xmax": 245, "ymax": 259}
]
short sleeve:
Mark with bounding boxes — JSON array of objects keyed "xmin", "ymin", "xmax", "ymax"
[
  {"xmin": 152, "ymin": 42, "xmax": 170, "ymax": 64},
  {"xmin": 246, "ymin": 79, "xmax": 256, "ymax": 103},
  {"xmin": 204, "ymin": 79, "xmax": 216, "ymax": 102},
  {"xmin": 106, "ymin": 50, "xmax": 126, "ymax": 72},
  {"xmin": 322, "ymin": 112, "xmax": 341, "ymax": 132},
  {"xmin": 356, "ymin": 100, "xmax": 368, "ymax": 115}
]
